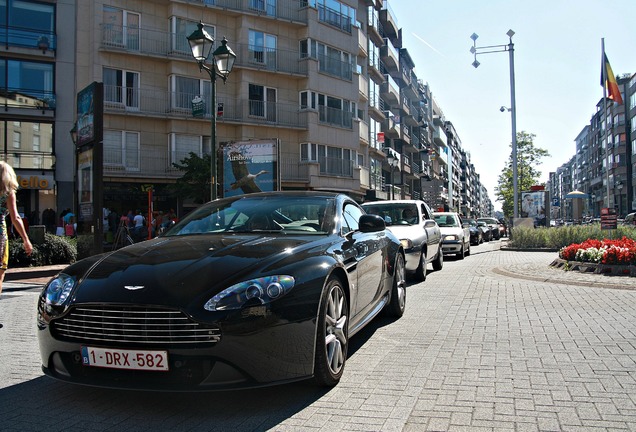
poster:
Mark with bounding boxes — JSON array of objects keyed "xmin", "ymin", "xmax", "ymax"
[
  {"xmin": 521, "ymin": 191, "xmax": 547, "ymax": 226},
  {"xmin": 78, "ymin": 149, "xmax": 93, "ymax": 205},
  {"xmin": 220, "ymin": 139, "xmax": 279, "ymax": 198}
]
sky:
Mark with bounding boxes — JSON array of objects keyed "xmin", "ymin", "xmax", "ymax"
[{"xmin": 389, "ymin": 0, "xmax": 636, "ymax": 211}]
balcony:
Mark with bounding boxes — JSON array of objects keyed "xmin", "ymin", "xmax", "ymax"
[
  {"xmin": 367, "ymin": 6, "xmax": 383, "ymax": 45},
  {"xmin": 0, "ymin": 26, "xmax": 56, "ymax": 53},
  {"xmin": 185, "ymin": 0, "xmax": 308, "ymax": 24},
  {"xmin": 433, "ymin": 125, "xmax": 447, "ymax": 146},
  {"xmin": 100, "ymin": 25, "xmax": 309, "ymax": 77},
  {"xmin": 380, "ymin": 74, "xmax": 399, "ymax": 106},
  {"xmin": 359, "ymin": 120, "xmax": 369, "ymax": 145},
  {"xmin": 103, "ymin": 85, "xmax": 308, "ymax": 129},
  {"xmin": 383, "ymin": 111, "xmax": 399, "ymax": 136},
  {"xmin": 318, "ymin": 54, "xmax": 353, "ymax": 81},
  {"xmin": 380, "ymin": 38, "xmax": 399, "ymax": 74},
  {"xmin": 355, "ymin": 25, "xmax": 368, "ymax": 57},
  {"xmin": 379, "ymin": 1, "xmax": 399, "ymax": 40},
  {"xmin": 104, "ymin": 147, "xmax": 186, "ymax": 179},
  {"xmin": 358, "ymin": 74, "xmax": 369, "ymax": 101}
]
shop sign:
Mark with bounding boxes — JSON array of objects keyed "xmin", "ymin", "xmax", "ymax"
[{"xmin": 17, "ymin": 174, "xmax": 54, "ymax": 190}]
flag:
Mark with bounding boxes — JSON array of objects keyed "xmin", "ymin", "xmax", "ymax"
[{"xmin": 601, "ymin": 53, "xmax": 623, "ymax": 105}]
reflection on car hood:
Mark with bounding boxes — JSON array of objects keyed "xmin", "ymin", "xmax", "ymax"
[
  {"xmin": 69, "ymin": 235, "xmax": 320, "ymax": 306},
  {"xmin": 385, "ymin": 225, "xmax": 421, "ymax": 238}
]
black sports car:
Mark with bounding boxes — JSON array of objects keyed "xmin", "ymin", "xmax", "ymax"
[{"xmin": 37, "ymin": 192, "xmax": 406, "ymax": 391}]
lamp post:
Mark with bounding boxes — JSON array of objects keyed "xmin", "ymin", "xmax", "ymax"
[
  {"xmin": 387, "ymin": 154, "xmax": 399, "ymax": 200},
  {"xmin": 471, "ymin": 30, "xmax": 518, "ymax": 219},
  {"xmin": 187, "ymin": 22, "xmax": 236, "ymax": 201}
]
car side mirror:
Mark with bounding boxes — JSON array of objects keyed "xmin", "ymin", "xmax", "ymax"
[
  {"xmin": 424, "ymin": 220, "xmax": 437, "ymax": 229},
  {"xmin": 359, "ymin": 214, "xmax": 386, "ymax": 233}
]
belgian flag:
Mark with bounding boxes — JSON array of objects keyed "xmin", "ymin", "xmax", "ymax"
[{"xmin": 601, "ymin": 53, "xmax": 623, "ymax": 105}]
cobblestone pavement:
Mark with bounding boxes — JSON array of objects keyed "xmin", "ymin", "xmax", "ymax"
[{"xmin": 1, "ymin": 246, "xmax": 636, "ymax": 431}]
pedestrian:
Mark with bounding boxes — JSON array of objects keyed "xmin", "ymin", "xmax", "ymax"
[{"xmin": 0, "ymin": 161, "xmax": 33, "ymax": 329}]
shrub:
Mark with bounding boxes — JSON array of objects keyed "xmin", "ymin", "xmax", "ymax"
[
  {"xmin": 509, "ymin": 225, "xmax": 636, "ymax": 250},
  {"xmin": 9, "ymin": 233, "xmax": 77, "ymax": 267}
]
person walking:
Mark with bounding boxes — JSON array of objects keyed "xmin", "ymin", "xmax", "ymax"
[{"xmin": 0, "ymin": 161, "xmax": 33, "ymax": 329}]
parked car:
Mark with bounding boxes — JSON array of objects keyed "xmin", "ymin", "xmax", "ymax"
[
  {"xmin": 37, "ymin": 192, "xmax": 407, "ymax": 391},
  {"xmin": 433, "ymin": 212, "xmax": 471, "ymax": 259},
  {"xmin": 361, "ymin": 199, "xmax": 442, "ymax": 281},
  {"xmin": 477, "ymin": 217, "xmax": 501, "ymax": 240},
  {"xmin": 464, "ymin": 218, "xmax": 484, "ymax": 245},
  {"xmin": 477, "ymin": 220, "xmax": 492, "ymax": 241},
  {"xmin": 498, "ymin": 218, "xmax": 508, "ymax": 237},
  {"xmin": 624, "ymin": 212, "xmax": 636, "ymax": 226}
]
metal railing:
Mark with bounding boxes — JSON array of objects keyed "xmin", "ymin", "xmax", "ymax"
[
  {"xmin": 0, "ymin": 26, "xmax": 56, "ymax": 51},
  {"xmin": 318, "ymin": 105, "xmax": 353, "ymax": 129},
  {"xmin": 103, "ymin": 85, "xmax": 308, "ymax": 129},
  {"xmin": 185, "ymin": 0, "xmax": 308, "ymax": 23}
]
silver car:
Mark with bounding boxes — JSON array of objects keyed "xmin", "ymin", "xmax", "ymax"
[
  {"xmin": 362, "ymin": 200, "xmax": 442, "ymax": 281},
  {"xmin": 433, "ymin": 212, "xmax": 471, "ymax": 259}
]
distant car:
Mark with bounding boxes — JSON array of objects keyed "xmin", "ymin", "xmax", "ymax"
[
  {"xmin": 433, "ymin": 212, "xmax": 471, "ymax": 259},
  {"xmin": 464, "ymin": 218, "xmax": 484, "ymax": 245},
  {"xmin": 362, "ymin": 200, "xmax": 443, "ymax": 281},
  {"xmin": 624, "ymin": 212, "xmax": 636, "ymax": 226},
  {"xmin": 477, "ymin": 217, "xmax": 500, "ymax": 240},
  {"xmin": 498, "ymin": 218, "xmax": 508, "ymax": 237},
  {"xmin": 477, "ymin": 220, "xmax": 492, "ymax": 241}
]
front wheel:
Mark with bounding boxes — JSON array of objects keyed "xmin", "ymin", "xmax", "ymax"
[
  {"xmin": 384, "ymin": 253, "xmax": 406, "ymax": 318},
  {"xmin": 414, "ymin": 250, "xmax": 427, "ymax": 281},
  {"xmin": 432, "ymin": 248, "xmax": 444, "ymax": 271},
  {"xmin": 314, "ymin": 278, "xmax": 349, "ymax": 387}
]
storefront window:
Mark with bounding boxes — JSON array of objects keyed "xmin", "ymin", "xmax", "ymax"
[{"xmin": 0, "ymin": 120, "xmax": 54, "ymax": 169}]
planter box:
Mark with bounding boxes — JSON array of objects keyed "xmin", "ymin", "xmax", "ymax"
[{"xmin": 550, "ymin": 258, "xmax": 635, "ymax": 277}]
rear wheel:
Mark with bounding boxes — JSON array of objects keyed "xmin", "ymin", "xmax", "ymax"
[
  {"xmin": 458, "ymin": 244, "xmax": 465, "ymax": 260},
  {"xmin": 314, "ymin": 278, "xmax": 348, "ymax": 387},
  {"xmin": 465, "ymin": 241, "xmax": 471, "ymax": 256},
  {"xmin": 384, "ymin": 254, "xmax": 406, "ymax": 318}
]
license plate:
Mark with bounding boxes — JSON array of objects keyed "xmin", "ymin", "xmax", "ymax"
[{"xmin": 81, "ymin": 346, "xmax": 169, "ymax": 371}]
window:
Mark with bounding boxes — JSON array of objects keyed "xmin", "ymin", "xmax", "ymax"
[
  {"xmin": 104, "ymin": 130, "xmax": 140, "ymax": 171},
  {"xmin": 249, "ymin": 84, "xmax": 277, "ymax": 121},
  {"xmin": 249, "ymin": 0, "xmax": 276, "ymax": 16},
  {"xmin": 0, "ymin": 59, "xmax": 54, "ymax": 104},
  {"xmin": 170, "ymin": 134, "xmax": 202, "ymax": 164},
  {"xmin": 300, "ymin": 143, "xmax": 353, "ymax": 176},
  {"xmin": 317, "ymin": 93, "xmax": 354, "ymax": 128},
  {"xmin": 299, "ymin": 90, "xmax": 316, "ymax": 110},
  {"xmin": 171, "ymin": 75, "xmax": 211, "ymax": 114},
  {"xmin": 170, "ymin": 18, "xmax": 213, "ymax": 54},
  {"xmin": 249, "ymin": 30, "xmax": 277, "ymax": 68},
  {"xmin": 0, "ymin": 1, "xmax": 55, "ymax": 49},
  {"xmin": 12, "ymin": 131, "xmax": 20, "ymax": 148},
  {"xmin": 313, "ymin": 0, "xmax": 356, "ymax": 33},
  {"xmin": 316, "ymin": 42, "xmax": 353, "ymax": 80},
  {"xmin": 341, "ymin": 203, "xmax": 363, "ymax": 234},
  {"xmin": 103, "ymin": 68, "xmax": 139, "ymax": 110},
  {"xmin": 33, "ymin": 135, "xmax": 40, "ymax": 151},
  {"xmin": 103, "ymin": 6, "xmax": 140, "ymax": 50}
]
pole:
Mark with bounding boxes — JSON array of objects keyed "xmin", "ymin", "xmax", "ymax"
[
  {"xmin": 601, "ymin": 38, "xmax": 610, "ymax": 209},
  {"xmin": 210, "ymin": 71, "xmax": 217, "ymax": 201},
  {"xmin": 509, "ymin": 37, "xmax": 518, "ymax": 219}
]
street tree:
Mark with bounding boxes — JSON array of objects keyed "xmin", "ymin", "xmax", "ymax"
[
  {"xmin": 170, "ymin": 152, "xmax": 212, "ymax": 204},
  {"xmin": 495, "ymin": 131, "xmax": 550, "ymax": 218}
]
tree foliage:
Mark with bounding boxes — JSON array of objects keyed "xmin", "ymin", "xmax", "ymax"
[
  {"xmin": 495, "ymin": 131, "xmax": 550, "ymax": 218},
  {"xmin": 170, "ymin": 152, "xmax": 211, "ymax": 204}
]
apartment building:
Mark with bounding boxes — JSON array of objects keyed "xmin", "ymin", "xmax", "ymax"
[
  {"xmin": 0, "ymin": 0, "xmax": 495, "ymax": 234},
  {"xmin": 549, "ymin": 72, "xmax": 634, "ymax": 220}
]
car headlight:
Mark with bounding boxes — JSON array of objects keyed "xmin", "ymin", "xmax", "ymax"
[
  {"xmin": 443, "ymin": 235, "xmax": 459, "ymax": 241},
  {"xmin": 400, "ymin": 239, "xmax": 413, "ymax": 249},
  {"xmin": 44, "ymin": 273, "xmax": 76, "ymax": 306},
  {"xmin": 204, "ymin": 275, "xmax": 295, "ymax": 311}
]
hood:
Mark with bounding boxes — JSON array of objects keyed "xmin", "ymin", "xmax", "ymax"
[
  {"xmin": 439, "ymin": 227, "xmax": 463, "ymax": 236},
  {"xmin": 385, "ymin": 224, "xmax": 420, "ymax": 239},
  {"xmin": 69, "ymin": 235, "xmax": 318, "ymax": 307}
]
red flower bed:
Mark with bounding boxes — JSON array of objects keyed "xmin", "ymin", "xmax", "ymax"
[{"xmin": 559, "ymin": 236, "xmax": 636, "ymax": 265}]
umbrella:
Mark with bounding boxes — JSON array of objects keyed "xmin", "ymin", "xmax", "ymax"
[{"xmin": 565, "ymin": 190, "xmax": 589, "ymax": 199}]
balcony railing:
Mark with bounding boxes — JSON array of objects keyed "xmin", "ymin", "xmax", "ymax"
[
  {"xmin": 0, "ymin": 152, "xmax": 55, "ymax": 170},
  {"xmin": 0, "ymin": 26, "xmax": 56, "ymax": 51},
  {"xmin": 100, "ymin": 25, "xmax": 307, "ymax": 77},
  {"xmin": 317, "ymin": 3, "xmax": 353, "ymax": 33},
  {"xmin": 318, "ymin": 106, "xmax": 353, "ymax": 129},
  {"xmin": 104, "ymin": 147, "xmax": 187, "ymax": 179},
  {"xmin": 185, "ymin": 0, "xmax": 308, "ymax": 23},
  {"xmin": 319, "ymin": 156, "xmax": 353, "ymax": 177},
  {"xmin": 0, "ymin": 87, "xmax": 55, "ymax": 110},
  {"xmin": 318, "ymin": 54, "xmax": 353, "ymax": 81},
  {"xmin": 103, "ymin": 85, "xmax": 308, "ymax": 129},
  {"xmin": 280, "ymin": 157, "xmax": 310, "ymax": 182}
]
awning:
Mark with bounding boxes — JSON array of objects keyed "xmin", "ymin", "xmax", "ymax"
[{"xmin": 565, "ymin": 190, "xmax": 589, "ymax": 199}]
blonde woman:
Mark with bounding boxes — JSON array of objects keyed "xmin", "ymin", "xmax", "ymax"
[{"xmin": 0, "ymin": 161, "xmax": 33, "ymax": 328}]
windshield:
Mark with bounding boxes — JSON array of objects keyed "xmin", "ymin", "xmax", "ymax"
[
  {"xmin": 163, "ymin": 195, "xmax": 336, "ymax": 236},
  {"xmin": 434, "ymin": 214, "xmax": 459, "ymax": 227},
  {"xmin": 362, "ymin": 203, "xmax": 418, "ymax": 225}
]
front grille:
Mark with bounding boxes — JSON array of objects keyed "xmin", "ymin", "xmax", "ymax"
[{"xmin": 52, "ymin": 305, "xmax": 221, "ymax": 346}]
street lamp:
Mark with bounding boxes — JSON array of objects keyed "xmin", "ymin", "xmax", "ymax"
[
  {"xmin": 471, "ymin": 30, "xmax": 518, "ymax": 219},
  {"xmin": 387, "ymin": 154, "xmax": 399, "ymax": 200},
  {"xmin": 187, "ymin": 22, "xmax": 236, "ymax": 201}
]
